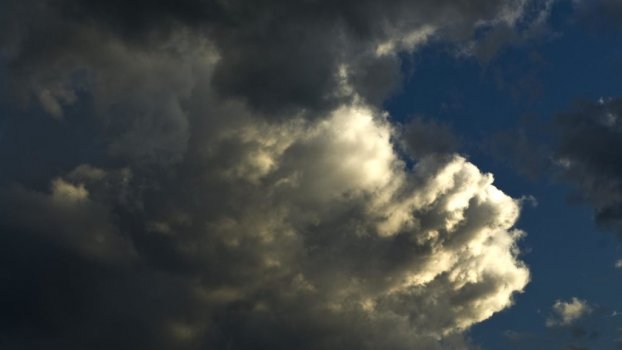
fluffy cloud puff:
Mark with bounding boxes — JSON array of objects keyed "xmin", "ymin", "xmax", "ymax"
[{"xmin": 546, "ymin": 298, "xmax": 592, "ymax": 328}]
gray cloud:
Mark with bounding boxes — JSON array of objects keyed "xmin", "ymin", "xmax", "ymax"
[
  {"xmin": 1, "ymin": 0, "xmax": 534, "ymax": 119},
  {"xmin": 465, "ymin": 0, "xmax": 556, "ymax": 62},
  {"xmin": 554, "ymin": 97, "xmax": 622, "ymax": 238},
  {"xmin": 0, "ymin": 1, "xmax": 538, "ymax": 349}
]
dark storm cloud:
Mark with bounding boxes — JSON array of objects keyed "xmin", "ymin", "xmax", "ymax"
[
  {"xmin": 1, "ymin": 0, "xmax": 531, "ymax": 118},
  {"xmin": 554, "ymin": 97, "xmax": 622, "ymax": 238},
  {"xmin": 0, "ymin": 1, "xmax": 539, "ymax": 349}
]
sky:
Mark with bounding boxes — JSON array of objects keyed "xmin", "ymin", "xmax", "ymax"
[{"xmin": 0, "ymin": 0, "xmax": 621, "ymax": 349}]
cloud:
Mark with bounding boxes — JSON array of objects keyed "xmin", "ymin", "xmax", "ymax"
[
  {"xmin": 0, "ymin": 101, "xmax": 530, "ymax": 349},
  {"xmin": 554, "ymin": 97, "xmax": 622, "ymax": 238},
  {"xmin": 0, "ymin": 0, "xmax": 546, "ymax": 120},
  {"xmin": 464, "ymin": 0, "xmax": 557, "ymax": 62},
  {"xmin": 0, "ymin": 166, "xmax": 137, "ymax": 263},
  {"xmin": 547, "ymin": 298, "xmax": 593, "ymax": 328},
  {"xmin": 0, "ymin": 1, "xmax": 539, "ymax": 349},
  {"xmin": 0, "ymin": 0, "xmax": 552, "ymax": 167}
]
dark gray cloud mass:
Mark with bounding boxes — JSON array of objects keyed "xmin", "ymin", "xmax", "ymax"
[
  {"xmin": 1, "ymin": 0, "xmax": 530, "ymax": 120},
  {"xmin": 555, "ymin": 97, "xmax": 622, "ymax": 238},
  {"xmin": 490, "ymin": 95, "xmax": 622, "ymax": 241},
  {"xmin": 0, "ymin": 1, "xmax": 538, "ymax": 349}
]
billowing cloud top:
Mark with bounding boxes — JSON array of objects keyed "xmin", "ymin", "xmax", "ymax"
[{"xmin": 0, "ymin": 1, "xmax": 536, "ymax": 349}]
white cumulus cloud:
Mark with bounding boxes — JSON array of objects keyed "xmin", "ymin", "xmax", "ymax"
[{"xmin": 546, "ymin": 297, "xmax": 593, "ymax": 327}]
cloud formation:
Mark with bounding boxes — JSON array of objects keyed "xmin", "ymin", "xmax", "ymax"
[
  {"xmin": 546, "ymin": 298, "xmax": 593, "ymax": 328},
  {"xmin": 0, "ymin": 101, "xmax": 530, "ymax": 349},
  {"xmin": 555, "ymin": 97, "xmax": 622, "ymax": 238},
  {"xmin": 0, "ymin": 0, "xmax": 537, "ymax": 349}
]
